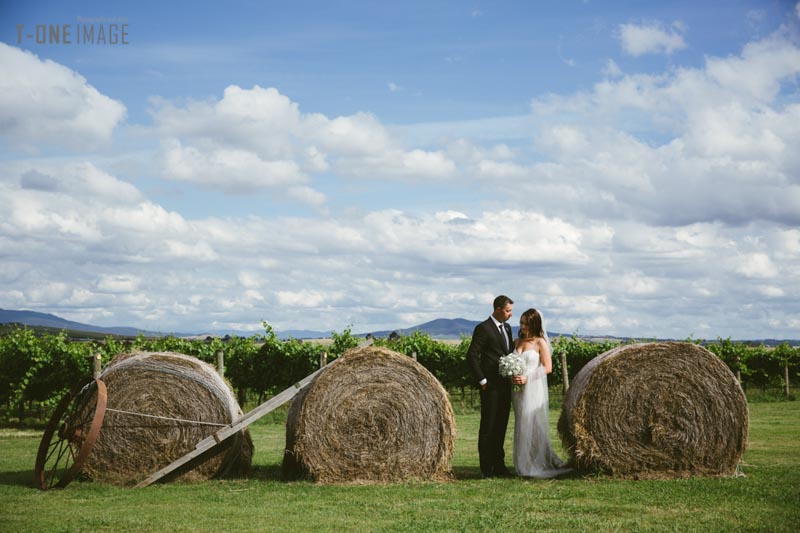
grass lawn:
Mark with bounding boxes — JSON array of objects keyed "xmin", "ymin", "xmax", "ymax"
[{"xmin": 1, "ymin": 402, "xmax": 798, "ymax": 532}]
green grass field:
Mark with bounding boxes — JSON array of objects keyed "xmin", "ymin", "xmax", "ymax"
[{"xmin": 1, "ymin": 402, "xmax": 798, "ymax": 532}]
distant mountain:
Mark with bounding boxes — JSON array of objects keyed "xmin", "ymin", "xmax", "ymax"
[
  {"xmin": 274, "ymin": 329, "xmax": 331, "ymax": 340},
  {"xmin": 0, "ymin": 310, "xmax": 485, "ymax": 340},
  {"xmin": 3, "ymin": 308, "xmax": 796, "ymax": 345},
  {"xmin": 0, "ymin": 308, "xmax": 163, "ymax": 337},
  {"xmin": 367, "ymin": 318, "xmax": 482, "ymax": 339}
]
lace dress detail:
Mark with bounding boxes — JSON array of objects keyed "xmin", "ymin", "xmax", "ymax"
[{"xmin": 511, "ymin": 349, "xmax": 572, "ymax": 478}]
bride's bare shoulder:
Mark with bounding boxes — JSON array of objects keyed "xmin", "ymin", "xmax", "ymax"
[
  {"xmin": 518, "ymin": 338, "xmax": 537, "ymax": 351},
  {"xmin": 533, "ymin": 336, "xmax": 550, "ymax": 350}
]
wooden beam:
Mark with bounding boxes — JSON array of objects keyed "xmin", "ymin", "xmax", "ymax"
[{"xmin": 134, "ymin": 359, "xmax": 337, "ymax": 488}]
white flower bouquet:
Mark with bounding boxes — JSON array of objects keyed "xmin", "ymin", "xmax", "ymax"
[{"xmin": 498, "ymin": 352, "xmax": 526, "ymax": 390}]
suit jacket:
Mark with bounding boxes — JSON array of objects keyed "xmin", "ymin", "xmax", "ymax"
[{"xmin": 467, "ymin": 317, "xmax": 513, "ymax": 386}]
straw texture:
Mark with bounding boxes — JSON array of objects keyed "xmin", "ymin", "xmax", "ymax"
[
  {"xmin": 557, "ymin": 342, "xmax": 748, "ymax": 478},
  {"xmin": 83, "ymin": 351, "xmax": 252, "ymax": 485},
  {"xmin": 283, "ymin": 346, "xmax": 456, "ymax": 483}
]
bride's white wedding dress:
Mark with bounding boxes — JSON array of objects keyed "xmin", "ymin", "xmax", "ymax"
[{"xmin": 512, "ymin": 348, "xmax": 572, "ymax": 478}]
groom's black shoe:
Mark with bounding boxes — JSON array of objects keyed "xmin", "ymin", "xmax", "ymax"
[
  {"xmin": 494, "ymin": 466, "xmax": 514, "ymax": 478},
  {"xmin": 480, "ymin": 472, "xmax": 493, "ymax": 479}
]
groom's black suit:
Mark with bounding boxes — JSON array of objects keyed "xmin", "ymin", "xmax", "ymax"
[{"xmin": 467, "ymin": 317, "xmax": 513, "ymax": 477}]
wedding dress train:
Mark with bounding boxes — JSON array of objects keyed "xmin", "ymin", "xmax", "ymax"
[{"xmin": 512, "ymin": 348, "xmax": 572, "ymax": 478}]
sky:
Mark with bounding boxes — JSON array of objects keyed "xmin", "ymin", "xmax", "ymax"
[{"xmin": 1, "ymin": 0, "xmax": 799, "ymax": 339}]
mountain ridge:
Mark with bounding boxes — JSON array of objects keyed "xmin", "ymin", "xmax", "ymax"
[
  {"xmin": 0, "ymin": 309, "xmax": 522, "ymax": 340},
  {"xmin": 1, "ymin": 308, "xmax": 797, "ymax": 345},
  {"xmin": 0, "ymin": 308, "xmax": 162, "ymax": 337}
]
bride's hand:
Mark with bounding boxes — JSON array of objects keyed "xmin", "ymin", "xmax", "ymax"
[{"xmin": 511, "ymin": 375, "xmax": 528, "ymax": 385}]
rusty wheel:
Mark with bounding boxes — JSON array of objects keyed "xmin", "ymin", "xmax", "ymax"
[{"xmin": 34, "ymin": 378, "xmax": 107, "ymax": 490}]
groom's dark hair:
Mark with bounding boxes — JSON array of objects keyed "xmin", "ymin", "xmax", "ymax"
[{"xmin": 493, "ymin": 295, "xmax": 513, "ymax": 310}]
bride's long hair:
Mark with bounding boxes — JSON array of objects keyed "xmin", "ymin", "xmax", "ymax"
[{"xmin": 518, "ymin": 308, "xmax": 545, "ymax": 340}]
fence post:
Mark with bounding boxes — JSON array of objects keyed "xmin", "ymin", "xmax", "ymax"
[
  {"xmin": 320, "ymin": 351, "xmax": 327, "ymax": 368},
  {"xmin": 411, "ymin": 351, "xmax": 417, "ymax": 362},
  {"xmin": 785, "ymin": 362, "xmax": 791, "ymax": 400},
  {"xmin": 93, "ymin": 352, "xmax": 102, "ymax": 379},
  {"xmin": 560, "ymin": 350, "xmax": 569, "ymax": 394},
  {"xmin": 216, "ymin": 350, "xmax": 224, "ymax": 378}
]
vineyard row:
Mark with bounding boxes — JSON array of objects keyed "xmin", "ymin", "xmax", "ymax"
[{"xmin": 1, "ymin": 323, "xmax": 798, "ymax": 424}]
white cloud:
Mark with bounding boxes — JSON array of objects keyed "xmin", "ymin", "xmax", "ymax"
[
  {"xmin": 162, "ymin": 139, "xmax": 312, "ymax": 194},
  {"xmin": 0, "ymin": 44, "xmax": 126, "ymax": 151},
  {"xmin": 358, "ymin": 209, "xmax": 593, "ymax": 266},
  {"xmin": 96, "ymin": 275, "xmax": 140, "ymax": 293},
  {"xmin": 276, "ymin": 289, "xmax": 344, "ymax": 308},
  {"xmin": 0, "ymin": 162, "xmax": 610, "ymax": 331},
  {"xmin": 477, "ymin": 159, "xmax": 529, "ymax": 179},
  {"xmin": 619, "ymin": 273, "xmax": 660, "ymax": 295},
  {"xmin": 1, "ymin": 164, "xmax": 798, "ymax": 337},
  {"xmin": 339, "ymin": 148, "xmax": 457, "ymax": 180},
  {"xmin": 435, "ymin": 210, "xmax": 469, "ymax": 223},
  {"xmin": 602, "ymin": 59, "xmax": 623, "ymax": 78},
  {"xmin": 756, "ymin": 285, "xmax": 784, "ymax": 298},
  {"xmin": 523, "ymin": 28, "xmax": 800, "ymax": 227},
  {"xmin": 735, "ymin": 253, "xmax": 778, "ymax": 279},
  {"xmin": 618, "ymin": 22, "xmax": 687, "ymax": 56},
  {"xmin": 537, "ymin": 125, "xmax": 590, "ymax": 155},
  {"xmin": 150, "ymin": 85, "xmax": 457, "ymax": 196}
]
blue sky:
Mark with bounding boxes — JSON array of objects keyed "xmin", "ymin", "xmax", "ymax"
[{"xmin": 1, "ymin": 0, "xmax": 799, "ymax": 338}]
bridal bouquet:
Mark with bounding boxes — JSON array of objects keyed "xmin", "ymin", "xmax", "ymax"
[{"xmin": 498, "ymin": 352, "xmax": 526, "ymax": 390}]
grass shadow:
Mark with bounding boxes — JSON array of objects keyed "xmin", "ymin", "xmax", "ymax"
[
  {"xmin": 0, "ymin": 469, "xmax": 37, "ymax": 488},
  {"xmin": 450, "ymin": 465, "xmax": 585, "ymax": 481},
  {"xmin": 451, "ymin": 466, "xmax": 483, "ymax": 480},
  {"xmin": 245, "ymin": 463, "xmax": 285, "ymax": 481}
]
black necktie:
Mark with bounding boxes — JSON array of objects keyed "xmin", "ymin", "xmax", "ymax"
[{"xmin": 499, "ymin": 324, "xmax": 508, "ymax": 351}]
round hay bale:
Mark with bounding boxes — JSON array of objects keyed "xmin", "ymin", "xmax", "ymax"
[
  {"xmin": 283, "ymin": 345, "xmax": 456, "ymax": 483},
  {"xmin": 83, "ymin": 351, "xmax": 253, "ymax": 485},
  {"xmin": 557, "ymin": 342, "xmax": 748, "ymax": 479}
]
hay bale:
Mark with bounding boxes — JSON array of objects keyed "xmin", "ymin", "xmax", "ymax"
[
  {"xmin": 283, "ymin": 345, "xmax": 456, "ymax": 483},
  {"xmin": 83, "ymin": 351, "xmax": 253, "ymax": 485},
  {"xmin": 557, "ymin": 342, "xmax": 748, "ymax": 478}
]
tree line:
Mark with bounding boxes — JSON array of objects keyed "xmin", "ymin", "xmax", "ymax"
[{"xmin": 1, "ymin": 323, "xmax": 797, "ymax": 425}]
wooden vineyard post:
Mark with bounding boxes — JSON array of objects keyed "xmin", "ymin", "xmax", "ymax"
[
  {"xmin": 412, "ymin": 351, "xmax": 417, "ymax": 362},
  {"xmin": 560, "ymin": 349, "xmax": 569, "ymax": 394},
  {"xmin": 320, "ymin": 351, "xmax": 327, "ymax": 369},
  {"xmin": 216, "ymin": 350, "xmax": 224, "ymax": 378},
  {"xmin": 733, "ymin": 353, "xmax": 741, "ymax": 384},
  {"xmin": 93, "ymin": 352, "xmax": 102, "ymax": 379},
  {"xmin": 785, "ymin": 362, "xmax": 791, "ymax": 400}
]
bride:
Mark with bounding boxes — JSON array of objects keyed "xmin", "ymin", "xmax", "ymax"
[{"xmin": 509, "ymin": 308, "xmax": 572, "ymax": 478}]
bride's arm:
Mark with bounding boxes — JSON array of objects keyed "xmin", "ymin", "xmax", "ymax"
[{"xmin": 538, "ymin": 339, "xmax": 553, "ymax": 374}]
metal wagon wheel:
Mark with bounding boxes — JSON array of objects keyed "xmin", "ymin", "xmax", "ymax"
[{"xmin": 34, "ymin": 378, "xmax": 107, "ymax": 490}]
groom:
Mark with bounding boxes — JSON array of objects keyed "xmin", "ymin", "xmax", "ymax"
[{"xmin": 467, "ymin": 295, "xmax": 514, "ymax": 478}]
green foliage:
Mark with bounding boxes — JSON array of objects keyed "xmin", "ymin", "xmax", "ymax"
[
  {"xmin": 328, "ymin": 325, "xmax": 360, "ymax": 357},
  {"xmin": 2, "ymin": 324, "xmax": 797, "ymax": 426},
  {"xmin": 707, "ymin": 337, "xmax": 749, "ymax": 377},
  {"xmin": 0, "ymin": 328, "xmax": 93, "ymax": 418},
  {"xmin": 249, "ymin": 322, "xmax": 322, "ymax": 397},
  {"xmin": 549, "ymin": 335, "xmax": 622, "ymax": 385}
]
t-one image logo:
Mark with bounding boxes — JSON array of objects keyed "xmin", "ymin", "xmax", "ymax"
[{"xmin": 16, "ymin": 17, "xmax": 129, "ymax": 45}]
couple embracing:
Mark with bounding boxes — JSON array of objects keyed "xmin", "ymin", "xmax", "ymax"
[{"xmin": 467, "ymin": 295, "xmax": 572, "ymax": 479}]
